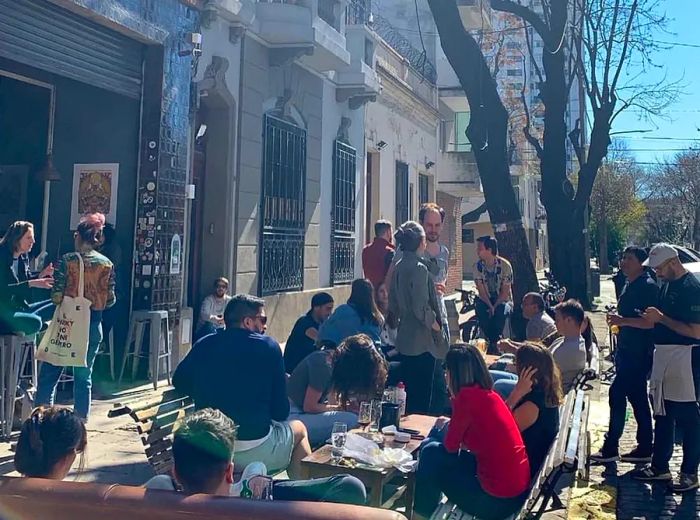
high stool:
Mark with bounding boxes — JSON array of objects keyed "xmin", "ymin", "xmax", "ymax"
[
  {"xmin": 96, "ymin": 327, "xmax": 115, "ymax": 380},
  {"xmin": 0, "ymin": 334, "xmax": 31, "ymax": 439},
  {"xmin": 119, "ymin": 310, "xmax": 172, "ymax": 390}
]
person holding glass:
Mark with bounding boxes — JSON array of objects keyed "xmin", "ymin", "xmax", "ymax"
[
  {"xmin": 287, "ymin": 333, "xmax": 388, "ymax": 446},
  {"xmin": 36, "ymin": 213, "xmax": 115, "ymax": 421},
  {"xmin": 0, "ymin": 221, "xmax": 55, "ymax": 335},
  {"xmin": 389, "ymin": 221, "xmax": 449, "ymax": 415}
]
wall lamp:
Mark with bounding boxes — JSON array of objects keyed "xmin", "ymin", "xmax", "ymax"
[
  {"xmin": 425, "ymin": 161, "xmax": 435, "ymax": 169},
  {"xmin": 376, "ymin": 140, "xmax": 388, "ymax": 150}
]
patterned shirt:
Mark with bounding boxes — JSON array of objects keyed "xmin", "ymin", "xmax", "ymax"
[
  {"xmin": 474, "ymin": 256, "xmax": 513, "ymax": 300},
  {"xmin": 51, "ymin": 250, "xmax": 115, "ymax": 311}
]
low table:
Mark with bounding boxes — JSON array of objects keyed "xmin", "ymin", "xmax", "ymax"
[{"xmin": 301, "ymin": 414, "xmax": 435, "ymax": 520}]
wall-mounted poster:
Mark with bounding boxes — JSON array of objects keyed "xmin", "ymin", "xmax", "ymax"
[
  {"xmin": 70, "ymin": 163, "xmax": 119, "ymax": 228},
  {"xmin": 170, "ymin": 234, "xmax": 181, "ymax": 274}
]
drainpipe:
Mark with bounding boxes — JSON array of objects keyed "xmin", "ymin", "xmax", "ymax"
[{"xmin": 231, "ymin": 31, "xmax": 246, "ymax": 294}]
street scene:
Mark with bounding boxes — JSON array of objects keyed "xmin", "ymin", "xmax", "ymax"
[{"xmin": 0, "ymin": 0, "xmax": 699, "ymax": 519}]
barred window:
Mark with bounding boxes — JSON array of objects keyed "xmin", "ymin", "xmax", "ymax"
[{"xmin": 331, "ymin": 140, "xmax": 357, "ymax": 285}]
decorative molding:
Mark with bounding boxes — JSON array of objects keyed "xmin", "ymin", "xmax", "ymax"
[
  {"xmin": 336, "ymin": 117, "xmax": 352, "ymax": 143},
  {"xmin": 269, "ymin": 46, "xmax": 314, "ymax": 67}
]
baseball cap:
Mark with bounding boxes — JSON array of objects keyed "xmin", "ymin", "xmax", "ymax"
[{"xmin": 643, "ymin": 243, "xmax": 678, "ymax": 268}]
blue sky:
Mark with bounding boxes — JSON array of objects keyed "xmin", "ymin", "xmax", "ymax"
[{"xmin": 611, "ymin": 0, "xmax": 700, "ymax": 165}]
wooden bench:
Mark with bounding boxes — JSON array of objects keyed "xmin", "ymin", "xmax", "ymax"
[
  {"xmin": 430, "ymin": 389, "xmax": 590, "ymax": 520},
  {"xmin": 109, "ymin": 387, "xmax": 194, "ymax": 476}
]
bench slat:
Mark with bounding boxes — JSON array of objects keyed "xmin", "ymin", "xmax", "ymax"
[
  {"xmin": 137, "ymin": 405, "xmax": 194, "ymax": 435},
  {"xmin": 132, "ymin": 396, "xmax": 194, "ymax": 423},
  {"xmin": 145, "ymin": 439, "xmax": 173, "ymax": 458},
  {"xmin": 564, "ymin": 390, "xmax": 585, "ymax": 467}
]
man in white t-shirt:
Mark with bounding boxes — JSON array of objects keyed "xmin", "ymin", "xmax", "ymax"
[
  {"xmin": 195, "ymin": 277, "xmax": 232, "ymax": 340},
  {"xmin": 145, "ymin": 408, "xmax": 366, "ymax": 504}
]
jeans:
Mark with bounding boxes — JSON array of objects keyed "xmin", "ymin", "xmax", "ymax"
[
  {"xmin": 651, "ymin": 400, "xmax": 700, "ymax": 475},
  {"xmin": 399, "ymin": 352, "xmax": 448, "ymax": 416},
  {"xmin": 0, "ymin": 300, "xmax": 55, "ymax": 336},
  {"xmin": 414, "ymin": 442, "xmax": 525, "ymax": 519},
  {"xmin": 491, "ymin": 370, "xmax": 519, "ymax": 400},
  {"xmin": 36, "ymin": 310, "xmax": 103, "ymax": 419},
  {"xmin": 475, "ymin": 298, "xmax": 512, "ymax": 351},
  {"xmin": 603, "ymin": 351, "xmax": 653, "ymax": 454},
  {"xmin": 274, "ymin": 474, "xmax": 367, "ymax": 505},
  {"xmin": 288, "ymin": 402, "xmax": 358, "ymax": 447}
]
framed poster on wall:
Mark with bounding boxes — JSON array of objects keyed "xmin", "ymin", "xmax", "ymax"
[{"xmin": 70, "ymin": 163, "xmax": 119, "ymax": 228}]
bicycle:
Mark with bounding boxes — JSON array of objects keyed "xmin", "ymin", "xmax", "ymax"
[
  {"xmin": 455, "ymin": 288, "xmax": 480, "ymax": 342},
  {"xmin": 600, "ymin": 304, "xmax": 618, "ymax": 383}
]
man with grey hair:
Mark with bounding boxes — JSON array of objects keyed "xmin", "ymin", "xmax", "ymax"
[
  {"xmin": 498, "ymin": 292, "xmax": 556, "ymax": 354},
  {"xmin": 174, "ymin": 294, "xmax": 312, "ymax": 480}
]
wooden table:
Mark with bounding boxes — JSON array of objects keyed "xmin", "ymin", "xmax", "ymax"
[{"xmin": 301, "ymin": 414, "xmax": 435, "ymax": 519}]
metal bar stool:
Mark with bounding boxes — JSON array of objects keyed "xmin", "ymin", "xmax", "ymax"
[
  {"xmin": 119, "ymin": 310, "xmax": 171, "ymax": 390},
  {"xmin": 96, "ymin": 327, "xmax": 115, "ymax": 380},
  {"xmin": 0, "ymin": 335, "xmax": 28, "ymax": 439}
]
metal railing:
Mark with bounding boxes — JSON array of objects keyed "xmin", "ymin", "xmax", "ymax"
[
  {"xmin": 346, "ymin": 0, "xmax": 436, "ymax": 84},
  {"xmin": 259, "ymin": 114, "xmax": 307, "ymax": 295}
]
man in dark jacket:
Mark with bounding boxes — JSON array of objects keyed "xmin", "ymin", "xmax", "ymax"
[{"xmin": 173, "ymin": 294, "xmax": 311, "ymax": 478}]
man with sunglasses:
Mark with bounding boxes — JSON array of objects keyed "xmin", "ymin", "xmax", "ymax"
[
  {"xmin": 630, "ymin": 244, "xmax": 700, "ymax": 493},
  {"xmin": 174, "ymin": 294, "xmax": 312, "ymax": 480}
]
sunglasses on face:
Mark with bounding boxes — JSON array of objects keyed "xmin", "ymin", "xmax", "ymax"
[
  {"xmin": 252, "ymin": 314, "xmax": 268, "ymax": 325},
  {"xmin": 216, "ymin": 285, "xmax": 228, "ymax": 289}
]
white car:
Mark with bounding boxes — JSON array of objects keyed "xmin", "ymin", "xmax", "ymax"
[{"xmin": 687, "ymin": 261, "xmax": 700, "ymax": 283}]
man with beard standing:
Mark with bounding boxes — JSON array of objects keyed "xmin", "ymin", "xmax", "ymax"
[{"xmin": 630, "ymin": 244, "xmax": 700, "ymax": 493}]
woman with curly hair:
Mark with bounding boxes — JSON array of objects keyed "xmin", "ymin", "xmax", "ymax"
[
  {"xmin": 504, "ymin": 342, "xmax": 563, "ymax": 476},
  {"xmin": 287, "ymin": 334, "xmax": 387, "ymax": 446}
]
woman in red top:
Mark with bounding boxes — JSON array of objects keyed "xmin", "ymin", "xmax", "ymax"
[{"xmin": 413, "ymin": 344, "xmax": 530, "ymax": 520}]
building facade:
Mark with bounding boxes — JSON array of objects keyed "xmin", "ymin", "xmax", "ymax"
[
  {"xmin": 190, "ymin": 0, "xmax": 381, "ymax": 339},
  {"xmin": 0, "ymin": 0, "xmax": 199, "ymax": 358}
]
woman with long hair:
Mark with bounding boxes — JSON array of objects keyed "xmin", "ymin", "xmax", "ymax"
[
  {"xmin": 413, "ymin": 344, "xmax": 530, "ymax": 520},
  {"xmin": 317, "ymin": 279, "xmax": 382, "ymax": 348},
  {"xmin": 388, "ymin": 221, "xmax": 448, "ymax": 414},
  {"xmin": 504, "ymin": 343, "xmax": 563, "ymax": 476},
  {"xmin": 0, "ymin": 221, "xmax": 55, "ymax": 335},
  {"xmin": 35, "ymin": 213, "xmax": 115, "ymax": 420},
  {"xmin": 14, "ymin": 406, "xmax": 87, "ymax": 480},
  {"xmin": 287, "ymin": 334, "xmax": 387, "ymax": 446}
]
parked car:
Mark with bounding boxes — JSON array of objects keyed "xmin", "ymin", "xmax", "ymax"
[
  {"xmin": 674, "ymin": 245, "xmax": 700, "ymax": 264},
  {"xmin": 686, "ymin": 262, "xmax": 700, "ymax": 283}
]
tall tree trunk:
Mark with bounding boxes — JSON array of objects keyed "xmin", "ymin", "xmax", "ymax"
[
  {"xmin": 428, "ymin": 0, "xmax": 538, "ymax": 304},
  {"xmin": 599, "ymin": 219, "xmax": 610, "ymax": 274}
]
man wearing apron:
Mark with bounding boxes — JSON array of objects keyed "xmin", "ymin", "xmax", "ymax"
[{"xmin": 630, "ymin": 244, "xmax": 700, "ymax": 493}]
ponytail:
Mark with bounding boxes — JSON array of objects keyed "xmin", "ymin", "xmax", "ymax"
[
  {"xmin": 76, "ymin": 213, "xmax": 106, "ymax": 247},
  {"xmin": 14, "ymin": 407, "xmax": 87, "ymax": 478}
]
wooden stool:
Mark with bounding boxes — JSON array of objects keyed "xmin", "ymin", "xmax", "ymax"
[{"xmin": 119, "ymin": 311, "xmax": 172, "ymax": 390}]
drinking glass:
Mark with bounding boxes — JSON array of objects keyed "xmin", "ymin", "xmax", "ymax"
[
  {"xmin": 246, "ymin": 476, "xmax": 274, "ymax": 500},
  {"xmin": 331, "ymin": 422, "xmax": 348, "ymax": 462},
  {"xmin": 369, "ymin": 399, "xmax": 382, "ymax": 433},
  {"xmin": 475, "ymin": 338, "xmax": 488, "ymax": 356},
  {"xmin": 358, "ymin": 401, "xmax": 372, "ymax": 431}
]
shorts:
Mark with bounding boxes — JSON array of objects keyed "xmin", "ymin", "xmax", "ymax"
[{"xmin": 234, "ymin": 421, "xmax": 294, "ymax": 474}]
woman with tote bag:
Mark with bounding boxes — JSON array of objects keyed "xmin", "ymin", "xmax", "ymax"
[{"xmin": 36, "ymin": 213, "xmax": 115, "ymax": 420}]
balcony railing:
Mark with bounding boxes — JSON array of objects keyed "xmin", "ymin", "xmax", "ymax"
[
  {"xmin": 318, "ymin": 0, "xmax": 340, "ymax": 30},
  {"xmin": 346, "ymin": 0, "xmax": 436, "ymax": 84}
]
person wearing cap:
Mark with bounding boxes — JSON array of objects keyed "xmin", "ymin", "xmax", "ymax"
[
  {"xmin": 283, "ymin": 292, "xmax": 334, "ymax": 374},
  {"xmin": 629, "ymin": 243, "xmax": 700, "ymax": 493},
  {"xmin": 591, "ymin": 246, "xmax": 658, "ymax": 465}
]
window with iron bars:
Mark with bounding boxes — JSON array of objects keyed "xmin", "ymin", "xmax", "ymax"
[
  {"xmin": 331, "ymin": 140, "xmax": 357, "ymax": 285},
  {"xmin": 419, "ymin": 174, "xmax": 430, "ymax": 205},
  {"xmin": 259, "ymin": 114, "xmax": 306, "ymax": 295},
  {"xmin": 395, "ymin": 161, "xmax": 409, "ymax": 226}
]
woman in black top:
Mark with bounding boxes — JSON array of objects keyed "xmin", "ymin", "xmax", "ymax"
[
  {"xmin": 0, "ymin": 221, "xmax": 54, "ymax": 335},
  {"xmin": 504, "ymin": 342, "xmax": 563, "ymax": 476}
]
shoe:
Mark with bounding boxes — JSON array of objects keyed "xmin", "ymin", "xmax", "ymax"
[
  {"xmin": 590, "ymin": 449, "xmax": 620, "ymax": 463},
  {"xmin": 671, "ymin": 473, "xmax": 699, "ymax": 494},
  {"xmin": 620, "ymin": 447, "xmax": 653, "ymax": 463},
  {"xmin": 630, "ymin": 465, "xmax": 672, "ymax": 481}
]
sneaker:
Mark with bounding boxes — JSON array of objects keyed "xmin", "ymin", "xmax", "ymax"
[
  {"xmin": 671, "ymin": 473, "xmax": 699, "ymax": 494},
  {"xmin": 590, "ymin": 449, "xmax": 620, "ymax": 463},
  {"xmin": 630, "ymin": 465, "xmax": 672, "ymax": 481},
  {"xmin": 620, "ymin": 447, "xmax": 653, "ymax": 463}
]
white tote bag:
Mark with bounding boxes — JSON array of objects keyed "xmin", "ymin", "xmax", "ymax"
[{"xmin": 38, "ymin": 254, "xmax": 92, "ymax": 367}]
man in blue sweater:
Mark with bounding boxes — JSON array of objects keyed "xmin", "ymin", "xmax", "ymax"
[{"xmin": 174, "ymin": 294, "xmax": 311, "ymax": 478}]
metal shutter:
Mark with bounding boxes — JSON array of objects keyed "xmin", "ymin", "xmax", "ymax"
[{"xmin": 0, "ymin": 0, "xmax": 143, "ymax": 99}]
